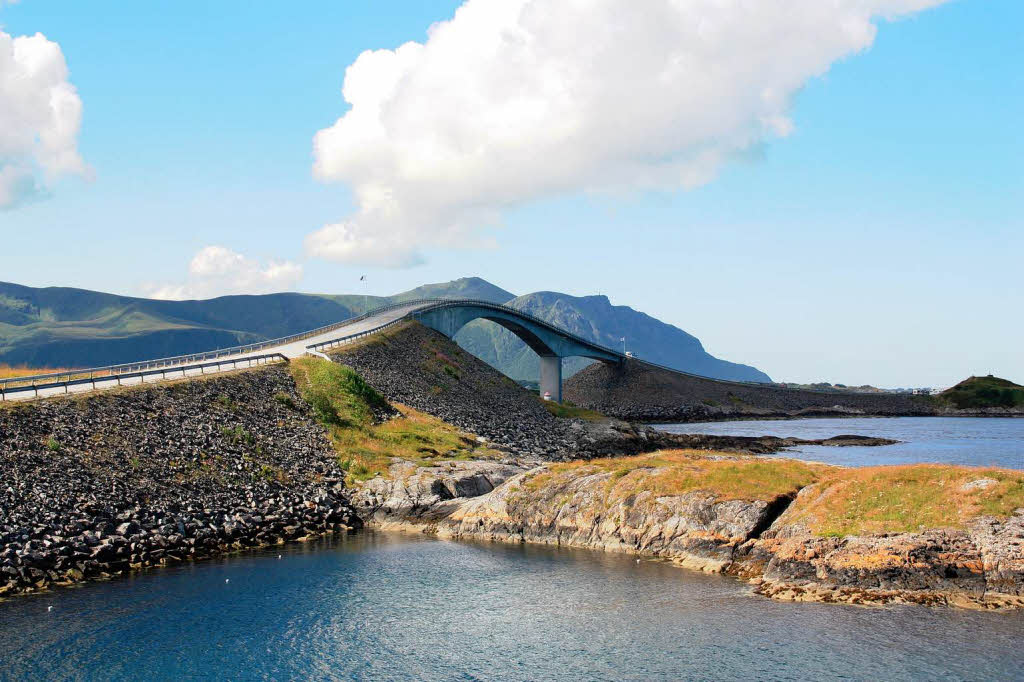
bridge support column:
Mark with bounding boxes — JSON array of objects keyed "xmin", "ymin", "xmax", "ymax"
[{"xmin": 540, "ymin": 356, "xmax": 562, "ymax": 403}]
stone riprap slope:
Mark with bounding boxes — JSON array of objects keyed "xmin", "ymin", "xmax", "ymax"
[
  {"xmin": 330, "ymin": 322, "xmax": 669, "ymax": 460},
  {"xmin": 0, "ymin": 366, "xmax": 359, "ymax": 596},
  {"xmin": 565, "ymin": 360, "xmax": 935, "ymax": 422}
]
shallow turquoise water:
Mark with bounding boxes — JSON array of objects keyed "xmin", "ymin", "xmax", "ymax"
[
  {"xmin": 1, "ymin": 531, "xmax": 1022, "ymax": 681},
  {"xmin": 655, "ymin": 417, "xmax": 1024, "ymax": 469}
]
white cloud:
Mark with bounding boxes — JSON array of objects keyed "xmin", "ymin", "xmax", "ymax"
[
  {"xmin": 147, "ymin": 246, "xmax": 304, "ymax": 300},
  {"xmin": 0, "ymin": 29, "xmax": 87, "ymax": 208},
  {"xmin": 309, "ymin": 0, "xmax": 948, "ymax": 266}
]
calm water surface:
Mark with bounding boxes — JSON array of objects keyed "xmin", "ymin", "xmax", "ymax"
[
  {"xmin": 1, "ymin": 531, "xmax": 1022, "ymax": 681},
  {"xmin": 656, "ymin": 417, "xmax": 1024, "ymax": 469}
]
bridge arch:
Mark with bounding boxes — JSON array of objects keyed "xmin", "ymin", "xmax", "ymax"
[{"xmin": 410, "ymin": 301, "xmax": 622, "ymax": 403}]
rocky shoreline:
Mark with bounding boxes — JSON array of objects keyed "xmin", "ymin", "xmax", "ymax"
[
  {"xmin": 352, "ymin": 458, "xmax": 1024, "ymax": 610},
  {"xmin": 0, "ymin": 367, "xmax": 360, "ymax": 597}
]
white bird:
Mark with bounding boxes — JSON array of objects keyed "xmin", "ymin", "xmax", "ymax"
[
  {"xmin": 225, "ymin": 578, "xmax": 230, "ymax": 583},
  {"xmin": 278, "ymin": 555, "xmax": 282, "ymax": 559},
  {"xmin": 47, "ymin": 606, "xmax": 53, "ymax": 612},
  {"xmin": 636, "ymin": 559, "xmax": 640, "ymax": 563}
]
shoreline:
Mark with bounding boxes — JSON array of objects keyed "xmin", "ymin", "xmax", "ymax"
[{"xmin": 351, "ymin": 456, "xmax": 1024, "ymax": 611}]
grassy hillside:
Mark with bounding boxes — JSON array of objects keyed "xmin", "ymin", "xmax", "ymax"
[
  {"xmin": 937, "ymin": 375, "xmax": 1024, "ymax": 409},
  {"xmin": 454, "ymin": 291, "xmax": 771, "ymax": 383},
  {"xmin": 0, "ymin": 282, "xmax": 357, "ymax": 368},
  {"xmin": 289, "ymin": 356, "xmax": 501, "ymax": 484}
]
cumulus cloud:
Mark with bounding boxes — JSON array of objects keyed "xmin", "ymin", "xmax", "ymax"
[
  {"xmin": 0, "ymin": 29, "xmax": 87, "ymax": 208},
  {"xmin": 309, "ymin": 0, "xmax": 948, "ymax": 266},
  {"xmin": 147, "ymin": 246, "xmax": 304, "ymax": 300}
]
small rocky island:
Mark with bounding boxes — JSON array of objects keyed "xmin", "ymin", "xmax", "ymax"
[{"xmin": 1, "ymin": 322, "xmax": 1021, "ymax": 609}]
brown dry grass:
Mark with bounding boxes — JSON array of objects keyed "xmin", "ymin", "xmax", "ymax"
[
  {"xmin": 781, "ymin": 464, "xmax": 1024, "ymax": 536},
  {"xmin": 525, "ymin": 449, "xmax": 826, "ymax": 504},
  {"xmin": 0, "ymin": 363, "xmax": 78, "ymax": 379}
]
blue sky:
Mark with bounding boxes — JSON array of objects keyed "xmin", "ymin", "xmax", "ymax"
[{"xmin": 0, "ymin": 0, "xmax": 1020, "ymax": 387}]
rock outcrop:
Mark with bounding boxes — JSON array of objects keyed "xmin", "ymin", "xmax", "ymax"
[
  {"xmin": 0, "ymin": 366, "xmax": 360, "ymax": 596},
  {"xmin": 357, "ymin": 458, "xmax": 1024, "ymax": 610},
  {"xmin": 747, "ymin": 512, "xmax": 1024, "ymax": 608}
]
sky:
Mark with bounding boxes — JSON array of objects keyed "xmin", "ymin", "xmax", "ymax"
[{"xmin": 0, "ymin": 0, "xmax": 1020, "ymax": 388}]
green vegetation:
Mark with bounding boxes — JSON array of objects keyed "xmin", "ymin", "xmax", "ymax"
[
  {"xmin": 220, "ymin": 424, "xmax": 254, "ymax": 446},
  {"xmin": 541, "ymin": 399, "xmax": 606, "ymax": 422},
  {"xmin": 289, "ymin": 357, "xmax": 500, "ymax": 484},
  {"xmin": 273, "ymin": 391, "xmax": 298, "ymax": 410},
  {"xmin": 937, "ymin": 375, "xmax": 1024, "ymax": 409},
  {"xmin": 783, "ymin": 465, "xmax": 1024, "ymax": 536},
  {"xmin": 45, "ymin": 436, "xmax": 61, "ymax": 453}
]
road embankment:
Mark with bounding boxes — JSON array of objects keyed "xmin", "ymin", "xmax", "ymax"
[
  {"xmin": 564, "ymin": 359, "xmax": 943, "ymax": 421},
  {"xmin": 0, "ymin": 366, "xmax": 359, "ymax": 597}
]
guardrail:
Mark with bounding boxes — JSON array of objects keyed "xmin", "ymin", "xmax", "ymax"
[
  {"xmin": 306, "ymin": 318, "xmax": 408, "ymax": 353},
  {"xmin": 0, "ymin": 353, "xmax": 288, "ymax": 401}
]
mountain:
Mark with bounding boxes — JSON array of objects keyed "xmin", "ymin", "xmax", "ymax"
[
  {"xmin": 0, "ymin": 277, "xmax": 770, "ymax": 383},
  {"xmin": 389, "ymin": 276, "xmax": 514, "ymax": 304},
  {"xmin": 453, "ymin": 291, "xmax": 770, "ymax": 383}
]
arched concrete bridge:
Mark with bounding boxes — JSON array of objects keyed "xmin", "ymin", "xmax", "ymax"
[
  {"xmin": 2, "ymin": 298, "xmax": 625, "ymax": 402},
  {"xmin": 408, "ymin": 299, "xmax": 624, "ymax": 402}
]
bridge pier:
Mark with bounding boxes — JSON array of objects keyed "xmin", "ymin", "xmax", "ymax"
[{"xmin": 540, "ymin": 356, "xmax": 562, "ymax": 403}]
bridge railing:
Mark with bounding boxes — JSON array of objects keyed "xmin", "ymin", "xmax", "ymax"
[
  {"xmin": 305, "ymin": 318, "xmax": 409, "ymax": 353},
  {"xmin": 0, "ymin": 353, "xmax": 289, "ymax": 401}
]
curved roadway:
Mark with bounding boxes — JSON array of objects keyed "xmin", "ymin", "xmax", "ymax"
[{"xmin": 6, "ymin": 302, "xmax": 429, "ymax": 402}]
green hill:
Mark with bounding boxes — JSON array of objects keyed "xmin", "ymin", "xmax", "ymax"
[
  {"xmin": 937, "ymin": 375, "xmax": 1024, "ymax": 409},
  {"xmin": 0, "ymin": 277, "xmax": 769, "ymax": 382}
]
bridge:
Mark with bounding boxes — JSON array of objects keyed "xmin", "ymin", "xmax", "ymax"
[
  {"xmin": 412, "ymin": 300, "xmax": 622, "ymax": 402},
  {"xmin": 0, "ymin": 298, "xmax": 626, "ymax": 403}
]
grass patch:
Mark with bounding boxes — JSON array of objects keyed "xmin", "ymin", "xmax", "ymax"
[
  {"xmin": 937, "ymin": 375, "xmax": 1024, "ymax": 409},
  {"xmin": 290, "ymin": 357, "xmax": 390, "ymax": 429},
  {"xmin": 781, "ymin": 464, "xmax": 1024, "ymax": 536},
  {"xmin": 525, "ymin": 450, "xmax": 824, "ymax": 505},
  {"xmin": 220, "ymin": 424, "xmax": 254, "ymax": 446},
  {"xmin": 0, "ymin": 363, "xmax": 77, "ymax": 379},
  {"xmin": 45, "ymin": 436, "xmax": 61, "ymax": 453},
  {"xmin": 290, "ymin": 357, "xmax": 500, "ymax": 484},
  {"xmin": 541, "ymin": 399, "xmax": 606, "ymax": 422},
  {"xmin": 273, "ymin": 391, "xmax": 298, "ymax": 410}
]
